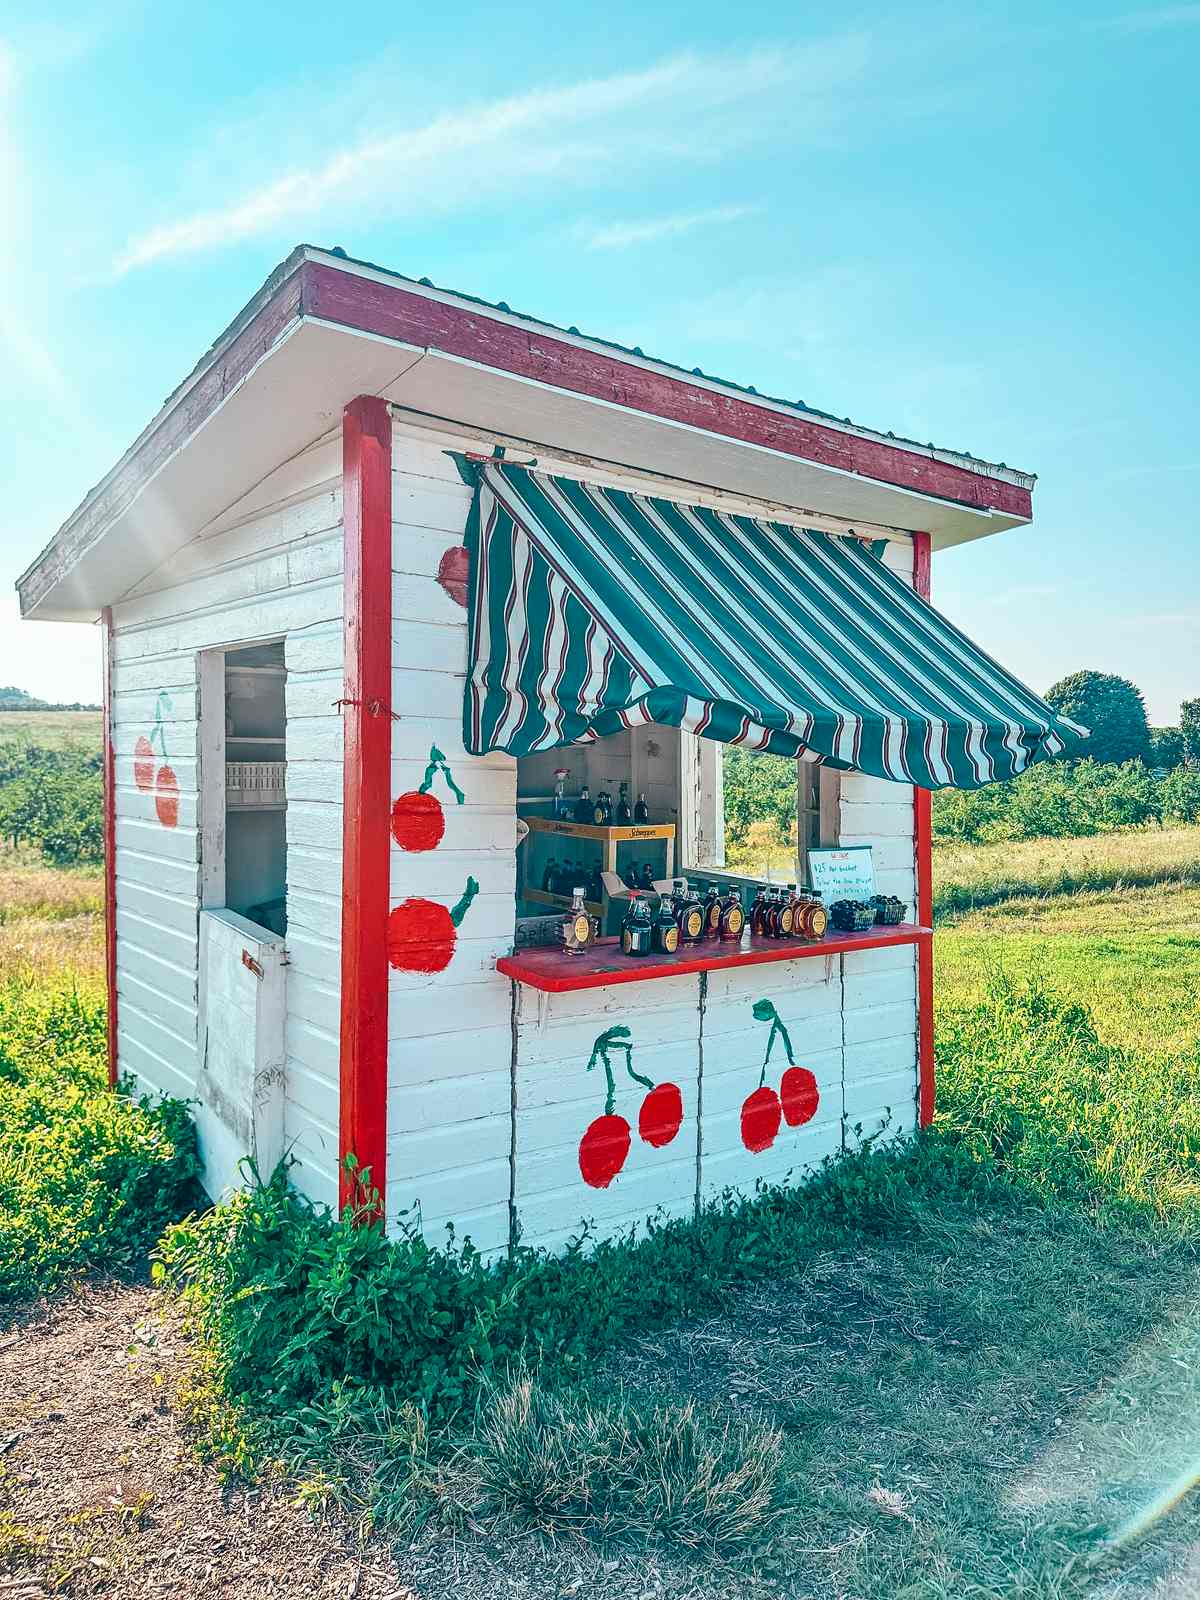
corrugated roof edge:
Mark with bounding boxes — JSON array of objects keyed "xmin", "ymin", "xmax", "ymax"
[{"xmin": 297, "ymin": 242, "xmax": 1036, "ymax": 487}]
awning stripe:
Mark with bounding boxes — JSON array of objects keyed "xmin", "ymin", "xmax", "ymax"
[{"xmin": 463, "ymin": 461, "xmax": 1085, "ymax": 789}]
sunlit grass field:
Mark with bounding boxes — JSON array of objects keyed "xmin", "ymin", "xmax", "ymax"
[
  {"xmin": 0, "ymin": 710, "xmax": 102, "ymax": 750},
  {"xmin": 0, "ymin": 849, "xmax": 103, "ymax": 984}
]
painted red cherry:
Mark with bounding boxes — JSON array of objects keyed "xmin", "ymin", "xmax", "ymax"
[
  {"xmin": 134, "ymin": 736, "xmax": 155, "ymax": 792},
  {"xmin": 780, "ymin": 1066, "xmax": 819, "ymax": 1128},
  {"xmin": 436, "ymin": 544, "xmax": 470, "ymax": 608},
  {"xmin": 391, "ymin": 790, "xmax": 444, "ymax": 852},
  {"xmin": 741, "ymin": 1086, "xmax": 782, "ymax": 1153},
  {"xmin": 579, "ymin": 1113, "xmax": 631, "ymax": 1188},
  {"xmin": 386, "ymin": 876, "xmax": 478, "ymax": 973},
  {"xmin": 154, "ymin": 765, "xmax": 179, "ymax": 828},
  {"xmin": 638, "ymin": 1082, "xmax": 683, "ymax": 1148}
]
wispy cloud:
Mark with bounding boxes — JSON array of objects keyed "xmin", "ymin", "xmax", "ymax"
[
  {"xmin": 574, "ymin": 204, "xmax": 758, "ymax": 251},
  {"xmin": 1096, "ymin": 4, "xmax": 1200, "ymax": 30},
  {"xmin": 113, "ymin": 37, "xmax": 875, "ymax": 273}
]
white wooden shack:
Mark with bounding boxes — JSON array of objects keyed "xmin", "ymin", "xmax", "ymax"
[{"xmin": 17, "ymin": 246, "xmax": 1082, "ymax": 1255}]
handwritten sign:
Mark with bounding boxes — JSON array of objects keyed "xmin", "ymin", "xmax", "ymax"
[{"xmin": 808, "ymin": 846, "xmax": 875, "ymax": 903}]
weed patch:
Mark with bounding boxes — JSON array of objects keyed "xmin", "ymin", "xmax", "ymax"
[{"xmin": 0, "ymin": 977, "xmax": 199, "ymax": 1301}]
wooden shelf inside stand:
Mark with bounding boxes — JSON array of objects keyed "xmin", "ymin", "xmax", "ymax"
[
  {"xmin": 496, "ymin": 922, "xmax": 933, "ymax": 994},
  {"xmin": 524, "ymin": 817, "xmax": 675, "ymax": 843}
]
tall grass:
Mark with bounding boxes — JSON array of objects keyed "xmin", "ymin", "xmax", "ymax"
[
  {"xmin": 0, "ymin": 977, "xmax": 199, "ymax": 1300},
  {"xmin": 933, "ymin": 822, "xmax": 1200, "ymax": 918}
]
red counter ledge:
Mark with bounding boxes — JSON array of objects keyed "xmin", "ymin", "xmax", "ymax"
[{"xmin": 496, "ymin": 923, "xmax": 933, "ymax": 994}]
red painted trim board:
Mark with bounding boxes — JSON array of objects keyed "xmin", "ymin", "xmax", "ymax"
[
  {"xmin": 102, "ymin": 607, "xmax": 118, "ymax": 1089},
  {"xmin": 303, "ymin": 262, "xmax": 1032, "ymax": 521},
  {"xmin": 339, "ymin": 397, "xmax": 393, "ymax": 1218},
  {"xmin": 497, "ymin": 923, "xmax": 932, "ymax": 995},
  {"xmin": 912, "ymin": 530, "xmax": 936, "ymax": 1127}
]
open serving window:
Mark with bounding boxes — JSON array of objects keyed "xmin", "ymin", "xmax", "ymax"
[{"xmin": 464, "ymin": 456, "xmax": 1084, "ymax": 989}]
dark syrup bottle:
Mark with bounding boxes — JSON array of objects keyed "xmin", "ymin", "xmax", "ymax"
[
  {"xmin": 616, "ymin": 782, "xmax": 632, "ymax": 825},
  {"xmin": 718, "ymin": 885, "xmax": 745, "ymax": 940},
  {"xmin": 634, "ymin": 793, "xmax": 649, "ymax": 823},
  {"xmin": 702, "ymin": 883, "xmax": 722, "ymax": 938},
  {"xmin": 574, "ymin": 785, "xmax": 591, "ymax": 823},
  {"xmin": 652, "ymin": 895, "xmax": 680, "ymax": 954}
]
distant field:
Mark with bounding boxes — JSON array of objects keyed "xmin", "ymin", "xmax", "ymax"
[
  {"xmin": 0, "ymin": 848, "xmax": 103, "ymax": 983},
  {"xmin": 934, "ymin": 821, "xmax": 1200, "ymax": 918},
  {"xmin": 0, "ymin": 710, "xmax": 103, "ymax": 750}
]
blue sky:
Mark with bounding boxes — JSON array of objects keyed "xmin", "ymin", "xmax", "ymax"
[{"xmin": 1, "ymin": 0, "xmax": 1196, "ymax": 722}]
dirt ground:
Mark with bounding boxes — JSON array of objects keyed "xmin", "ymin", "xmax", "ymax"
[
  {"xmin": 0, "ymin": 1283, "xmax": 413, "ymax": 1600},
  {"xmin": 0, "ymin": 1284, "xmax": 720, "ymax": 1600}
]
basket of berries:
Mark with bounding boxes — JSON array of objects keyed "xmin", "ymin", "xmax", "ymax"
[
  {"xmin": 829, "ymin": 899, "xmax": 877, "ymax": 932},
  {"xmin": 869, "ymin": 894, "xmax": 907, "ymax": 926}
]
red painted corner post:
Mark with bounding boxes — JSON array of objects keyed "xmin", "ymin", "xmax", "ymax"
[
  {"xmin": 912, "ymin": 531, "xmax": 935, "ymax": 1127},
  {"xmin": 102, "ymin": 607, "xmax": 118, "ymax": 1088},
  {"xmin": 339, "ymin": 397, "xmax": 393, "ymax": 1218}
]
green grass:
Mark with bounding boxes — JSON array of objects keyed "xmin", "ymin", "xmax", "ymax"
[
  {"xmin": 0, "ymin": 710, "xmax": 101, "ymax": 751},
  {"xmin": 933, "ymin": 822, "xmax": 1200, "ymax": 920},
  {"xmin": 0, "ymin": 977, "xmax": 199, "ymax": 1302}
]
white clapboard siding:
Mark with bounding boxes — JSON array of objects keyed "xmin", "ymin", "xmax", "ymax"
[
  {"xmin": 108, "ymin": 456, "xmax": 343, "ymax": 1215},
  {"xmin": 513, "ymin": 975, "xmax": 702, "ymax": 1257},
  {"xmin": 384, "ymin": 423, "xmax": 517, "ymax": 1258},
  {"xmin": 700, "ymin": 960, "xmax": 844, "ymax": 1204}
]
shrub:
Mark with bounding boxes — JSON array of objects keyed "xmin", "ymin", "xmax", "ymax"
[
  {"xmin": 931, "ymin": 758, "xmax": 1182, "ymax": 844},
  {"xmin": 0, "ymin": 743, "xmax": 103, "ymax": 866},
  {"xmin": 0, "ymin": 978, "xmax": 199, "ymax": 1300}
]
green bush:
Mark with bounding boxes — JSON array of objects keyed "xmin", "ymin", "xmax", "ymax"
[
  {"xmin": 932, "ymin": 758, "xmax": 1182, "ymax": 843},
  {"xmin": 0, "ymin": 742, "xmax": 103, "ymax": 865},
  {"xmin": 0, "ymin": 978, "xmax": 199, "ymax": 1300}
]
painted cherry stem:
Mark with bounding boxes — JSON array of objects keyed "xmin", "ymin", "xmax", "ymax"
[
  {"xmin": 149, "ymin": 690, "xmax": 172, "ymax": 760},
  {"xmin": 419, "ymin": 744, "xmax": 465, "ymax": 806},
  {"xmin": 751, "ymin": 998, "xmax": 794, "ymax": 1088},
  {"xmin": 586, "ymin": 1025, "xmax": 654, "ymax": 1116},
  {"xmin": 450, "ymin": 877, "xmax": 479, "ymax": 928}
]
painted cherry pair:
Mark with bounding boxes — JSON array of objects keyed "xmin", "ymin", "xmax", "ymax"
[
  {"xmin": 579, "ymin": 1025, "xmax": 683, "ymax": 1189},
  {"xmin": 387, "ymin": 746, "xmax": 478, "ymax": 974},
  {"xmin": 133, "ymin": 690, "xmax": 179, "ymax": 828},
  {"xmin": 740, "ymin": 999, "xmax": 820, "ymax": 1154}
]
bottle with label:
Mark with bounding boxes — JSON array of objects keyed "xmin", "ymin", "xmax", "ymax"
[
  {"xmin": 574, "ymin": 785, "xmax": 592, "ymax": 823},
  {"xmin": 562, "ymin": 887, "xmax": 595, "ymax": 956},
  {"xmin": 749, "ymin": 886, "xmax": 769, "ymax": 937},
  {"xmin": 634, "ymin": 792, "xmax": 649, "ymax": 823},
  {"xmin": 652, "ymin": 895, "xmax": 680, "ymax": 954},
  {"xmin": 616, "ymin": 782, "xmax": 632, "ymax": 825},
  {"xmin": 796, "ymin": 892, "xmax": 828, "ymax": 939},
  {"xmin": 553, "ymin": 768, "xmax": 569, "ymax": 819},
  {"xmin": 718, "ymin": 884, "xmax": 746, "ymax": 940},
  {"xmin": 702, "ymin": 882, "xmax": 722, "ymax": 938},
  {"xmin": 640, "ymin": 862, "xmax": 656, "ymax": 891},
  {"xmin": 763, "ymin": 888, "xmax": 782, "ymax": 938},
  {"xmin": 778, "ymin": 885, "xmax": 796, "ymax": 938},
  {"xmin": 593, "ymin": 790, "xmax": 611, "ymax": 825},
  {"xmin": 620, "ymin": 892, "xmax": 654, "ymax": 956},
  {"xmin": 675, "ymin": 883, "xmax": 705, "ymax": 944}
]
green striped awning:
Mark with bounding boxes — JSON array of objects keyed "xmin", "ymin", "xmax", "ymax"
[{"xmin": 463, "ymin": 460, "xmax": 1085, "ymax": 789}]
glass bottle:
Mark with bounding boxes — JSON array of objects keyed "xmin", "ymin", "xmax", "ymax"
[
  {"xmin": 593, "ymin": 789, "xmax": 612, "ymax": 826},
  {"xmin": 574, "ymin": 784, "xmax": 592, "ymax": 824},
  {"xmin": 616, "ymin": 782, "xmax": 632, "ymax": 825},
  {"xmin": 778, "ymin": 884, "xmax": 797, "ymax": 938},
  {"xmin": 652, "ymin": 894, "xmax": 680, "ymax": 954},
  {"xmin": 620, "ymin": 892, "xmax": 654, "ymax": 956},
  {"xmin": 749, "ymin": 886, "xmax": 769, "ymax": 937},
  {"xmin": 634, "ymin": 792, "xmax": 649, "ymax": 823},
  {"xmin": 718, "ymin": 884, "xmax": 745, "ymax": 940},
  {"xmin": 553, "ymin": 768, "xmax": 569, "ymax": 819},
  {"xmin": 562, "ymin": 887, "xmax": 594, "ymax": 956},
  {"xmin": 676, "ymin": 883, "xmax": 705, "ymax": 943},
  {"xmin": 764, "ymin": 888, "xmax": 782, "ymax": 938},
  {"xmin": 640, "ymin": 862, "xmax": 656, "ymax": 891},
  {"xmin": 702, "ymin": 882, "xmax": 722, "ymax": 938},
  {"xmin": 541, "ymin": 857, "xmax": 557, "ymax": 894}
]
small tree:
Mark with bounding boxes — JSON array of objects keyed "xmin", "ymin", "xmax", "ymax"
[
  {"xmin": 1149, "ymin": 726, "xmax": 1185, "ymax": 770},
  {"xmin": 1180, "ymin": 699, "xmax": 1200, "ymax": 768},
  {"xmin": 1044, "ymin": 671, "xmax": 1151, "ymax": 766}
]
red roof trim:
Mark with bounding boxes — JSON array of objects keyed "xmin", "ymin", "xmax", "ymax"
[{"xmin": 301, "ymin": 260, "xmax": 1032, "ymax": 520}]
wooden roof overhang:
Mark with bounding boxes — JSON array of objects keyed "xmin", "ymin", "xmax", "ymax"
[{"xmin": 18, "ymin": 245, "xmax": 1036, "ymax": 622}]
